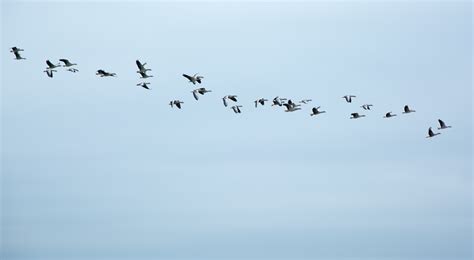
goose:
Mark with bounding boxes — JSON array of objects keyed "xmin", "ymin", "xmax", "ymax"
[
  {"xmin": 310, "ymin": 106, "xmax": 326, "ymax": 116},
  {"xmin": 170, "ymin": 100, "xmax": 184, "ymax": 109},
  {"xmin": 403, "ymin": 105, "xmax": 416, "ymax": 114},
  {"xmin": 299, "ymin": 99, "xmax": 312, "ymax": 104},
  {"xmin": 437, "ymin": 119, "xmax": 452, "ymax": 130},
  {"xmin": 67, "ymin": 68, "xmax": 79, "ymax": 73},
  {"xmin": 43, "ymin": 69, "xmax": 57, "ymax": 78},
  {"xmin": 138, "ymin": 71, "xmax": 153, "ymax": 79},
  {"xmin": 361, "ymin": 104, "xmax": 373, "ymax": 110},
  {"xmin": 59, "ymin": 59, "xmax": 77, "ymax": 67},
  {"xmin": 10, "ymin": 47, "xmax": 25, "ymax": 60},
  {"xmin": 182, "ymin": 73, "xmax": 204, "ymax": 84},
  {"xmin": 282, "ymin": 100, "xmax": 301, "ymax": 112},
  {"xmin": 136, "ymin": 60, "xmax": 151, "ymax": 73},
  {"xmin": 231, "ymin": 105, "xmax": 243, "ymax": 113},
  {"xmin": 350, "ymin": 112, "xmax": 365, "ymax": 119},
  {"xmin": 96, "ymin": 69, "xmax": 116, "ymax": 77},
  {"xmin": 342, "ymin": 95, "xmax": 356, "ymax": 103},
  {"xmin": 426, "ymin": 127, "xmax": 441, "ymax": 138},
  {"xmin": 46, "ymin": 60, "xmax": 61, "ymax": 69},
  {"xmin": 254, "ymin": 98, "xmax": 268, "ymax": 107},
  {"xmin": 136, "ymin": 82, "xmax": 151, "ymax": 90},
  {"xmin": 272, "ymin": 96, "xmax": 283, "ymax": 106},
  {"xmin": 384, "ymin": 112, "xmax": 397, "ymax": 118},
  {"xmin": 192, "ymin": 88, "xmax": 212, "ymax": 100}
]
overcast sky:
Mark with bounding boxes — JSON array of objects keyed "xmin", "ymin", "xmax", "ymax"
[{"xmin": 1, "ymin": 1, "xmax": 472, "ymax": 260}]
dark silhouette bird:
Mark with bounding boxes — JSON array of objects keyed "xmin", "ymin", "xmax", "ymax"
[
  {"xmin": 222, "ymin": 95, "xmax": 238, "ymax": 107},
  {"xmin": 283, "ymin": 100, "xmax": 301, "ymax": 112},
  {"xmin": 169, "ymin": 100, "xmax": 184, "ymax": 109},
  {"xmin": 403, "ymin": 105, "xmax": 416, "ymax": 114},
  {"xmin": 43, "ymin": 69, "xmax": 57, "ymax": 78},
  {"xmin": 59, "ymin": 59, "xmax": 77, "ymax": 67},
  {"xmin": 96, "ymin": 69, "xmax": 116, "ymax": 77},
  {"xmin": 350, "ymin": 112, "xmax": 365, "ymax": 119},
  {"xmin": 46, "ymin": 60, "xmax": 61, "ymax": 69},
  {"xmin": 138, "ymin": 71, "xmax": 153, "ymax": 79},
  {"xmin": 192, "ymin": 88, "xmax": 212, "ymax": 100},
  {"xmin": 361, "ymin": 104, "xmax": 373, "ymax": 110},
  {"xmin": 384, "ymin": 112, "xmax": 397, "ymax": 118},
  {"xmin": 426, "ymin": 127, "xmax": 440, "ymax": 138},
  {"xmin": 310, "ymin": 106, "xmax": 326, "ymax": 116},
  {"xmin": 231, "ymin": 105, "xmax": 243, "ymax": 113},
  {"xmin": 10, "ymin": 47, "xmax": 25, "ymax": 60},
  {"xmin": 254, "ymin": 98, "xmax": 268, "ymax": 107},
  {"xmin": 342, "ymin": 95, "xmax": 356, "ymax": 103},
  {"xmin": 272, "ymin": 96, "xmax": 284, "ymax": 106},
  {"xmin": 67, "ymin": 68, "xmax": 79, "ymax": 73},
  {"xmin": 183, "ymin": 73, "xmax": 203, "ymax": 84},
  {"xmin": 299, "ymin": 99, "xmax": 312, "ymax": 104},
  {"xmin": 136, "ymin": 60, "xmax": 151, "ymax": 73},
  {"xmin": 437, "ymin": 119, "xmax": 452, "ymax": 130},
  {"xmin": 136, "ymin": 82, "xmax": 151, "ymax": 90}
]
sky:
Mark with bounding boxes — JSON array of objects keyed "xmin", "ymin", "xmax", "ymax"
[{"xmin": 1, "ymin": 0, "xmax": 472, "ymax": 259}]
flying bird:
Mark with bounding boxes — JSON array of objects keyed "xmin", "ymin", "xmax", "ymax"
[
  {"xmin": 182, "ymin": 73, "xmax": 204, "ymax": 85},
  {"xmin": 222, "ymin": 95, "xmax": 238, "ymax": 107},
  {"xmin": 67, "ymin": 68, "xmax": 79, "ymax": 73},
  {"xmin": 283, "ymin": 100, "xmax": 301, "ymax": 112},
  {"xmin": 136, "ymin": 60, "xmax": 151, "ymax": 73},
  {"xmin": 272, "ymin": 96, "xmax": 283, "ymax": 106},
  {"xmin": 138, "ymin": 71, "xmax": 153, "ymax": 79},
  {"xmin": 46, "ymin": 60, "xmax": 61, "ymax": 69},
  {"xmin": 192, "ymin": 88, "xmax": 212, "ymax": 100},
  {"xmin": 254, "ymin": 98, "xmax": 268, "ymax": 107},
  {"xmin": 96, "ymin": 69, "xmax": 116, "ymax": 77},
  {"xmin": 59, "ymin": 59, "xmax": 77, "ymax": 67},
  {"xmin": 361, "ymin": 104, "xmax": 373, "ymax": 110},
  {"xmin": 169, "ymin": 100, "xmax": 184, "ymax": 109},
  {"xmin": 403, "ymin": 105, "xmax": 416, "ymax": 114},
  {"xmin": 350, "ymin": 112, "xmax": 365, "ymax": 119},
  {"xmin": 299, "ymin": 99, "xmax": 312, "ymax": 104},
  {"xmin": 43, "ymin": 69, "xmax": 57, "ymax": 78},
  {"xmin": 136, "ymin": 82, "xmax": 151, "ymax": 90},
  {"xmin": 426, "ymin": 127, "xmax": 441, "ymax": 138},
  {"xmin": 384, "ymin": 112, "xmax": 397, "ymax": 118},
  {"xmin": 437, "ymin": 119, "xmax": 452, "ymax": 130},
  {"xmin": 10, "ymin": 47, "xmax": 25, "ymax": 60},
  {"xmin": 342, "ymin": 95, "xmax": 356, "ymax": 103},
  {"xmin": 310, "ymin": 106, "xmax": 326, "ymax": 116},
  {"xmin": 231, "ymin": 105, "xmax": 243, "ymax": 114}
]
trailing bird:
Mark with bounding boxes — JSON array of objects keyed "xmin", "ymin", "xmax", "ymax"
[
  {"xmin": 138, "ymin": 71, "xmax": 153, "ymax": 79},
  {"xmin": 10, "ymin": 47, "xmax": 25, "ymax": 60},
  {"xmin": 254, "ymin": 98, "xmax": 268, "ymax": 107},
  {"xmin": 350, "ymin": 112, "xmax": 365, "ymax": 119},
  {"xmin": 67, "ymin": 68, "xmax": 79, "ymax": 73},
  {"xmin": 310, "ymin": 106, "xmax": 326, "ymax": 116},
  {"xmin": 361, "ymin": 104, "xmax": 373, "ymax": 110},
  {"xmin": 283, "ymin": 100, "xmax": 301, "ymax": 112},
  {"xmin": 403, "ymin": 105, "xmax": 416, "ymax": 114},
  {"xmin": 192, "ymin": 88, "xmax": 212, "ymax": 100},
  {"xmin": 272, "ymin": 96, "xmax": 283, "ymax": 106},
  {"xmin": 46, "ymin": 60, "xmax": 61, "ymax": 69},
  {"xmin": 299, "ymin": 99, "xmax": 312, "ymax": 104},
  {"xmin": 222, "ymin": 95, "xmax": 238, "ymax": 107},
  {"xmin": 384, "ymin": 112, "xmax": 397, "ymax": 118},
  {"xmin": 437, "ymin": 119, "xmax": 452, "ymax": 130},
  {"xmin": 136, "ymin": 82, "xmax": 151, "ymax": 90},
  {"xmin": 59, "ymin": 59, "xmax": 77, "ymax": 67},
  {"xmin": 96, "ymin": 69, "xmax": 116, "ymax": 77},
  {"xmin": 426, "ymin": 127, "xmax": 441, "ymax": 138},
  {"xmin": 231, "ymin": 105, "xmax": 243, "ymax": 113},
  {"xmin": 182, "ymin": 73, "xmax": 203, "ymax": 85},
  {"xmin": 136, "ymin": 60, "xmax": 151, "ymax": 73},
  {"xmin": 169, "ymin": 100, "xmax": 184, "ymax": 109},
  {"xmin": 342, "ymin": 95, "xmax": 356, "ymax": 103},
  {"xmin": 43, "ymin": 69, "xmax": 57, "ymax": 78}
]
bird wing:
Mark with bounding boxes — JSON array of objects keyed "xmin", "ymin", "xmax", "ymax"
[
  {"xmin": 136, "ymin": 60, "xmax": 144, "ymax": 70},
  {"xmin": 438, "ymin": 119, "xmax": 445, "ymax": 127},
  {"xmin": 351, "ymin": 113, "xmax": 358, "ymax": 117},
  {"xmin": 196, "ymin": 77, "xmax": 202, "ymax": 84},
  {"xmin": 223, "ymin": 98, "xmax": 228, "ymax": 107},
  {"xmin": 228, "ymin": 96, "xmax": 237, "ymax": 102},
  {"xmin": 182, "ymin": 74, "xmax": 193, "ymax": 81},
  {"xmin": 14, "ymin": 52, "xmax": 22, "ymax": 59},
  {"xmin": 404, "ymin": 105, "xmax": 409, "ymax": 112},
  {"xmin": 59, "ymin": 59, "xmax": 70, "ymax": 66},
  {"xmin": 192, "ymin": 91, "xmax": 199, "ymax": 100},
  {"xmin": 176, "ymin": 102, "xmax": 181, "ymax": 109},
  {"xmin": 46, "ymin": 60, "xmax": 54, "ymax": 67}
]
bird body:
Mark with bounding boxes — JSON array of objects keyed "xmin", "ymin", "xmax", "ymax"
[
  {"xmin": 138, "ymin": 71, "xmax": 153, "ymax": 78},
  {"xmin": 437, "ymin": 119, "xmax": 452, "ymax": 130},
  {"xmin": 403, "ymin": 105, "xmax": 416, "ymax": 114},
  {"xmin": 136, "ymin": 82, "xmax": 151, "ymax": 90},
  {"xmin": 96, "ymin": 69, "xmax": 116, "ymax": 77},
  {"xmin": 192, "ymin": 88, "xmax": 212, "ymax": 100},
  {"xmin": 310, "ymin": 106, "xmax": 326, "ymax": 116},
  {"xmin": 170, "ymin": 100, "xmax": 184, "ymax": 109},
  {"xmin": 350, "ymin": 112, "xmax": 365, "ymax": 119},
  {"xmin": 254, "ymin": 98, "xmax": 268, "ymax": 107},
  {"xmin": 183, "ymin": 73, "xmax": 203, "ymax": 84},
  {"xmin": 384, "ymin": 112, "xmax": 397, "ymax": 118},
  {"xmin": 10, "ymin": 47, "xmax": 25, "ymax": 60},
  {"xmin": 343, "ymin": 95, "xmax": 356, "ymax": 103},
  {"xmin": 426, "ymin": 127, "xmax": 441, "ymax": 138}
]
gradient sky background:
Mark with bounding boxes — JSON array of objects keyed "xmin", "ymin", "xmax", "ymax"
[{"xmin": 1, "ymin": 0, "xmax": 472, "ymax": 259}]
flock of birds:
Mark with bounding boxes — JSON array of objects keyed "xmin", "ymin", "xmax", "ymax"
[{"xmin": 10, "ymin": 46, "xmax": 452, "ymax": 138}]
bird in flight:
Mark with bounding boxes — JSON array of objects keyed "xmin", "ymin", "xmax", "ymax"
[
  {"xmin": 254, "ymin": 98, "xmax": 268, "ymax": 107},
  {"xmin": 192, "ymin": 88, "xmax": 212, "ymax": 100},
  {"xmin": 138, "ymin": 71, "xmax": 153, "ymax": 79},
  {"xmin": 59, "ymin": 59, "xmax": 77, "ymax": 67},
  {"xmin": 403, "ymin": 105, "xmax": 416, "ymax": 114},
  {"xmin": 437, "ymin": 119, "xmax": 452, "ymax": 130},
  {"xmin": 169, "ymin": 100, "xmax": 184, "ymax": 109},
  {"xmin": 384, "ymin": 112, "xmax": 397, "ymax": 118},
  {"xmin": 426, "ymin": 127, "xmax": 441, "ymax": 138},
  {"xmin": 136, "ymin": 60, "xmax": 151, "ymax": 73},
  {"xmin": 342, "ymin": 95, "xmax": 356, "ymax": 103},
  {"xmin": 350, "ymin": 112, "xmax": 365, "ymax": 119},
  {"xmin": 96, "ymin": 69, "xmax": 116, "ymax": 77},
  {"xmin": 310, "ymin": 106, "xmax": 326, "ymax": 116},
  {"xmin": 10, "ymin": 47, "xmax": 25, "ymax": 60},
  {"xmin": 46, "ymin": 60, "xmax": 61, "ymax": 69},
  {"xmin": 136, "ymin": 82, "xmax": 151, "ymax": 90},
  {"xmin": 361, "ymin": 104, "xmax": 373, "ymax": 110},
  {"xmin": 231, "ymin": 105, "xmax": 243, "ymax": 113},
  {"xmin": 222, "ymin": 95, "xmax": 238, "ymax": 107},
  {"xmin": 299, "ymin": 99, "xmax": 312, "ymax": 104},
  {"xmin": 283, "ymin": 100, "xmax": 301, "ymax": 112},
  {"xmin": 182, "ymin": 73, "xmax": 204, "ymax": 85},
  {"xmin": 43, "ymin": 69, "xmax": 57, "ymax": 78}
]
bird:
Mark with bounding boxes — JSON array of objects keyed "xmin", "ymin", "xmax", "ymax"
[
  {"xmin": 59, "ymin": 59, "xmax": 77, "ymax": 67},
  {"xmin": 272, "ymin": 96, "xmax": 283, "ymax": 106},
  {"xmin": 138, "ymin": 71, "xmax": 153, "ymax": 79},
  {"xmin": 169, "ymin": 100, "xmax": 184, "ymax": 109},
  {"xmin": 254, "ymin": 98, "xmax": 268, "ymax": 107},
  {"xmin": 310, "ymin": 106, "xmax": 326, "ymax": 116},
  {"xmin": 231, "ymin": 105, "xmax": 243, "ymax": 113},
  {"xmin": 10, "ymin": 47, "xmax": 25, "ymax": 60},
  {"xmin": 136, "ymin": 60, "xmax": 151, "ymax": 73},
  {"xmin": 46, "ymin": 60, "xmax": 61, "ymax": 69},
  {"xmin": 350, "ymin": 112, "xmax": 365, "ymax": 119},
  {"xmin": 67, "ymin": 68, "xmax": 79, "ymax": 73},
  {"xmin": 182, "ymin": 73, "xmax": 204, "ymax": 84},
  {"xmin": 192, "ymin": 88, "xmax": 212, "ymax": 100},
  {"xmin": 403, "ymin": 105, "xmax": 416, "ymax": 114},
  {"xmin": 299, "ymin": 99, "xmax": 312, "ymax": 104},
  {"xmin": 437, "ymin": 119, "xmax": 452, "ymax": 130},
  {"xmin": 342, "ymin": 95, "xmax": 356, "ymax": 103},
  {"xmin": 426, "ymin": 127, "xmax": 441, "ymax": 138},
  {"xmin": 43, "ymin": 69, "xmax": 57, "ymax": 78},
  {"xmin": 283, "ymin": 100, "xmax": 301, "ymax": 112},
  {"xmin": 384, "ymin": 112, "xmax": 397, "ymax": 118},
  {"xmin": 222, "ymin": 95, "xmax": 238, "ymax": 107},
  {"xmin": 136, "ymin": 82, "xmax": 151, "ymax": 90},
  {"xmin": 361, "ymin": 104, "xmax": 373, "ymax": 110},
  {"xmin": 96, "ymin": 69, "xmax": 116, "ymax": 77}
]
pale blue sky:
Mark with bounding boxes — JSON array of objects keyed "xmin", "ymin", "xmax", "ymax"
[{"xmin": 1, "ymin": 1, "xmax": 472, "ymax": 260}]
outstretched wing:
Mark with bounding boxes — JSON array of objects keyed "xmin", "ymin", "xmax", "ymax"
[
  {"xmin": 46, "ymin": 60, "xmax": 54, "ymax": 68},
  {"xmin": 192, "ymin": 91, "xmax": 199, "ymax": 100},
  {"xmin": 182, "ymin": 74, "xmax": 193, "ymax": 81}
]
